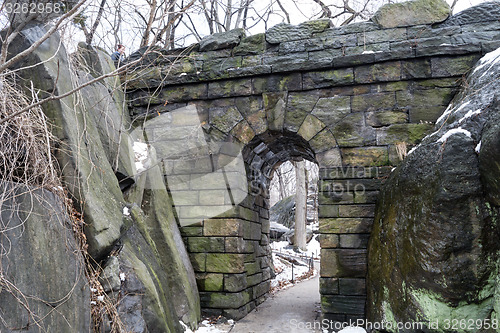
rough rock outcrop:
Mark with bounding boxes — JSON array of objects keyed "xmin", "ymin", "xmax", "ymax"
[
  {"xmin": 0, "ymin": 182, "xmax": 90, "ymax": 332},
  {"xmin": 5, "ymin": 23, "xmax": 200, "ymax": 332},
  {"xmin": 367, "ymin": 47, "xmax": 500, "ymax": 330}
]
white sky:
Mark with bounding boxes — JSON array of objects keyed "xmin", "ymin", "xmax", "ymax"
[{"xmin": 61, "ymin": 0, "xmax": 489, "ymax": 54}]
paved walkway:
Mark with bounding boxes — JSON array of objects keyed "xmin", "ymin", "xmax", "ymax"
[{"xmin": 229, "ymin": 267, "xmax": 321, "ymax": 333}]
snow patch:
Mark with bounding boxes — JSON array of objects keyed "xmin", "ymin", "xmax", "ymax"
[
  {"xmin": 123, "ymin": 207, "xmax": 130, "ymax": 216},
  {"xmin": 361, "ymin": 50, "xmax": 382, "ymax": 54},
  {"xmin": 407, "ymin": 146, "xmax": 418, "ymax": 156},
  {"xmin": 120, "ymin": 272, "xmax": 126, "ymax": 281},
  {"xmin": 133, "ymin": 141, "xmax": 149, "ymax": 172},
  {"xmin": 437, "ymin": 128, "xmax": 471, "ymax": 143},
  {"xmin": 475, "ymin": 141, "xmax": 481, "ymax": 154},
  {"xmin": 472, "ymin": 47, "xmax": 500, "ymax": 75},
  {"xmin": 181, "ymin": 320, "xmax": 229, "ymax": 333},
  {"xmin": 458, "ymin": 109, "xmax": 481, "ymax": 123}
]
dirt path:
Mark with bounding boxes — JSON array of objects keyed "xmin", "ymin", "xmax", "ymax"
[{"xmin": 229, "ymin": 269, "xmax": 321, "ymax": 333}]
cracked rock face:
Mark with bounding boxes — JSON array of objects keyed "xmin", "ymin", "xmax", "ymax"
[{"xmin": 367, "ymin": 47, "xmax": 500, "ymax": 330}]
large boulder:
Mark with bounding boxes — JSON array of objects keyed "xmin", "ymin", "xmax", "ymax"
[
  {"xmin": 8, "ymin": 23, "xmax": 126, "ymax": 259},
  {"xmin": 367, "ymin": 47, "xmax": 500, "ymax": 330},
  {"xmin": 0, "ymin": 182, "xmax": 90, "ymax": 332},
  {"xmin": 371, "ymin": 0, "xmax": 451, "ymax": 28}
]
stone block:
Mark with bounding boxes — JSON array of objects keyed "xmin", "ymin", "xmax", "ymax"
[
  {"xmin": 302, "ymin": 68, "xmax": 354, "ymax": 89},
  {"xmin": 321, "ymin": 179, "xmax": 383, "ymax": 193},
  {"xmin": 366, "ymin": 110, "xmax": 408, "ymax": 127},
  {"xmin": 318, "ymin": 205, "xmax": 339, "ymax": 218},
  {"xmin": 318, "ymin": 191, "xmax": 354, "ymax": 205},
  {"xmin": 245, "ymin": 261, "xmax": 261, "ymax": 275},
  {"xmin": 196, "ymin": 273, "xmax": 224, "ymax": 291},
  {"xmin": 224, "ymin": 273, "xmax": 248, "ymax": 292},
  {"xmin": 253, "ymin": 280, "xmax": 270, "ymax": 298},
  {"xmin": 189, "ymin": 253, "xmax": 207, "ymax": 272},
  {"xmin": 188, "ymin": 237, "xmax": 225, "ymax": 252},
  {"xmin": 320, "ymin": 166, "xmax": 390, "ymax": 179},
  {"xmin": 159, "ymin": 83, "xmax": 208, "ymax": 103},
  {"xmin": 321, "ymin": 295, "xmax": 366, "ymax": 315},
  {"xmin": 231, "ymin": 120, "xmax": 256, "ymax": 144},
  {"xmin": 396, "ymin": 88, "xmax": 455, "ymax": 108},
  {"xmin": 316, "ymin": 148, "xmax": 343, "ymax": 168},
  {"xmin": 319, "ymin": 234, "xmax": 340, "ymax": 248},
  {"xmin": 265, "ymin": 53, "xmax": 310, "ymax": 72},
  {"xmin": 199, "ymin": 28, "xmax": 244, "ymax": 51},
  {"xmin": 225, "ymin": 237, "xmax": 246, "ymax": 253},
  {"xmin": 339, "ymin": 234, "xmax": 371, "ymax": 249},
  {"xmin": 234, "ymin": 33, "xmax": 266, "ymax": 55},
  {"xmin": 243, "ymin": 221, "xmax": 262, "ymax": 240},
  {"xmin": 430, "ymin": 54, "xmax": 481, "ymax": 77},
  {"xmin": 200, "ymin": 291, "xmax": 248, "ymax": 309},
  {"xmin": 298, "ymin": 114, "xmax": 326, "ymax": 141},
  {"xmin": 353, "ymin": 191, "xmax": 380, "ymax": 204},
  {"xmin": 206, "ymin": 253, "xmax": 245, "ymax": 273},
  {"xmin": 338, "ymin": 205, "xmax": 375, "ymax": 218},
  {"xmin": 204, "ymin": 219, "xmax": 243, "ymax": 237},
  {"xmin": 354, "ymin": 61, "xmax": 401, "ymax": 83},
  {"xmin": 262, "ymin": 267, "xmax": 272, "ymax": 280},
  {"xmin": 338, "ymin": 278, "xmax": 366, "ymax": 295},
  {"xmin": 320, "ymin": 277, "xmax": 339, "ymax": 295},
  {"xmin": 401, "ymin": 58, "xmax": 432, "ymax": 79},
  {"xmin": 319, "ymin": 218, "xmax": 373, "ymax": 234},
  {"xmin": 180, "ymin": 226, "xmax": 203, "ymax": 237},
  {"xmin": 320, "ymin": 249, "xmax": 367, "ymax": 278},
  {"xmin": 333, "ymin": 113, "xmax": 376, "ymax": 147},
  {"xmin": 357, "ymin": 27, "xmax": 407, "ymax": 45},
  {"xmin": 247, "ymin": 273, "xmax": 263, "ymax": 287},
  {"xmin": 351, "ymin": 92, "xmax": 396, "ymax": 113},
  {"xmin": 312, "ymin": 96, "xmax": 351, "ymax": 127},
  {"xmin": 409, "ymin": 105, "xmax": 449, "ymax": 123},
  {"xmin": 371, "ymin": 0, "xmax": 451, "ymax": 28},
  {"xmin": 284, "ymin": 92, "xmax": 319, "ymax": 132},
  {"xmin": 198, "ymin": 190, "xmax": 227, "ymax": 206},
  {"xmin": 209, "ymin": 106, "xmax": 244, "ymax": 134},
  {"xmin": 341, "ymin": 147, "xmax": 389, "ymax": 166},
  {"xmin": 246, "ymin": 109, "xmax": 268, "ymax": 135},
  {"xmin": 262, "ymin": 92, "xmax": 287, "ymax": 131},
  {"xmin": 309, "ymin": 129, "xmax": 337, "ymax": 153},
  {"xmin": 253, "ymin": 73, "xmax": 302, "ymax": 93},
  {"xmin": 308, "ymin": 49, "xmax": 341, "ymax": 67},
  {"xmin": 208, "ymin": 79, "xmax": 252, "ymax": 99},
  {"xmin": 376, "ymin": 123, "xmax": 433, "ymax": 145}
]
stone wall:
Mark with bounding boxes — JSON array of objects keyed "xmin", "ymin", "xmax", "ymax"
[{"xmin": 125, "ymin": 1, "xmax": 500, "ymax": 321}]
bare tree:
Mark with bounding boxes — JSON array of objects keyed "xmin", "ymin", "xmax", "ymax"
[{"xmin": 294, "ymin": 160, "xmax": 307, "ymax": 251}]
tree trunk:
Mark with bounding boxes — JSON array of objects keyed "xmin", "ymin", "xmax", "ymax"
[{"xmin": 294, "ymin": 160, "xmax": 307, "ymax": 251}]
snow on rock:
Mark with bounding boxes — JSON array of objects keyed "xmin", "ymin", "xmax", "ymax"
[
  {"xmin": 181, "ymin": 320, "xmax": 231, "ymax": 333},
  {"xmin": 458, "ymin": 109, "xmax": 481, "ymax": 123},
  {"xmin": 122, "ymin": 206, "xmax": 130, "ymax": 216},
  {"xmin": 436, "ymin": 128, "xmax": 471, "ymax": 143},
  {"xmin": 472, "ymin": 46, "xmax": 500, "ymax": 77},
  {"xmin": 133, "ymin": 141, "xmax": 149, "ymax": 172}
]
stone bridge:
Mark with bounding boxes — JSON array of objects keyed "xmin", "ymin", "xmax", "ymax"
[{"xmin": 125, "ymin": 1, "xmax": 500, "ymax": 321}]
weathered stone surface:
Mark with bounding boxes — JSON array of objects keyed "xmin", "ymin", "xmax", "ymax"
[
  {"xmin": 333, "ymin": 113, "xmax": 376, "ymax": 147},
  {"xmin": 320, "ymin": 278, "xmax": 339, "ymax": 295},
  {"xmin": 285, "ymin": 92, "xmax": 319, "ymax": 132},
  {"xmin": 367, "ymin": 47, "xmax": 500, "ymax": 329},
  {"xmin": 354, "ymin": 61, "xmax": 401, "ymax": 83},
  {"xmin": 322, "ymin": 295, "xmax": 366, "ymax": 314},
  {"xmin": 11, "ymin": 24, "xmax": 125, "ymax": 259},
  {"xmin": 206, "ymin": 254, "xmax": 245, "ymax": 273},
  {"xmin": 266, "ymin": 19, "xmax": 331, "ymax": 44},
  {"xmin": 200, "ymin": 28, "xmax": 245, "ymax": 51},
  {"xmin": 372, "ymin": 0, "xmax": 451, "ymax": 28},
  {"xmin": 196, "ymin": 273, "xmax": 224, "ymax": 291},
  {"xmin": 366, "ymin": 110, "xmax": 408, "ymax": 127},
  {"xmin": 303, "ymin": 68, "xmax": 354, "ymax": 89},
  {"xmin": 234, "ymin": 33, "xmax": 266, "ymax": 55},
  {"xmin": 376, "ymin": 123, "xmax": 434, "ymax": 145},
  {"xmin": 319, "ymin": 218, "xmax": 373, "ymax": 234},
  {"xmin": 0, "ymin": 182, "xmax": 90, "ymax": 333},
  {"xmin": 321, "ymin": 249, "xmax": 367, "ymax": 278},
  {"xmin": 438, "ymin": 1, "xmax": 500, "ymax": 27},
  {"xmin": 341, "ymin": 147, "xmax": 389, "ymax": 166},
  {"xmin": 312, "ymin": 96, "xmax": 351, "ymax": 127},
  {"xmin": 298, "ymin": 114, "xmax": 326, "ymax": 141}
]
